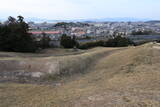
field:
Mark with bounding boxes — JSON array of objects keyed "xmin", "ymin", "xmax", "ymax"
[{"xmin": 0, "ymin": 43, "xmax": 160, "ymax": 107}]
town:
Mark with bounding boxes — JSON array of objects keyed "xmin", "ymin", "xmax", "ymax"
[{"xmin": 28, "ymin": 21, "xmax": 160, "ymax": 47}]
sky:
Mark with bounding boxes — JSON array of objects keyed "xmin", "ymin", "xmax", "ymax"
[{"xmin": 0, "ymin": 0, "xmax": 159, "ymax": 20}]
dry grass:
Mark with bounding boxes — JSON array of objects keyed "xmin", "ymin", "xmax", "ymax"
[
  {"xmin": 0, "ymin": 47, "xmax": 119, "ymax": 81},
  {"xmin": 0, "ymin": 48, "xmax": 85, "ymax": 58},
  {"xmin": 0, "ymin": 43, "xmax": 160, "ymax": 107}
]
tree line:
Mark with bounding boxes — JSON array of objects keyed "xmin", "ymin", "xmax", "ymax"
[
  {"xmin": 77, "ymin": 36, "xmax": 134, "ymax": 49},
  {"xmin": 0, "ymin": 16, "xmax": 52, "ymax": 52},
  {"xmin": 0, "ymin": 16, "xmax": 37, "ymax": 52},
  {"xmin": 0, "ymin": 16, "xmax": 134, "ymax": 53},
  {"xmin": 60, "ymin": 34, "xmax": 134, "ymax": 49}
]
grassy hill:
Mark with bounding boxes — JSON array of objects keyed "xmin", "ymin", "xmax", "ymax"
[{"xmin": 0, "ymin": 43, "xmax": 160, "ymax": 107}]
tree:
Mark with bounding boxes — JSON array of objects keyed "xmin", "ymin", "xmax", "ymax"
[
  {"xmin": 0, "ymin": 16, "xmax": 37, "ymax": 52},
  {"xmin": 60, "ymin": 34, "xmax": 77, "ymax": 48},
  {"xmin": 39, "ymin": 32, "xmax": 51, "ymax": 49},
  {"xmin": 17, "ymin": 16, "xmax": 24, "ymax": 23},
  {"xmin": 8, "ymin": 16, "xmax": 16, "ymax": 24}
]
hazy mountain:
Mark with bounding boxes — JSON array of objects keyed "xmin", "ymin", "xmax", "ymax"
[
  {"xmin": 26, "ymin": 17, "xmax": 151, "ymax": 23},
  {"xmin": 0, "ymin": 17, "xmax": 152, "ymax": 23},
  {"xmin": 146, "ymin": 20, "xmax": 160, "ymax": 24},
  {"xmin": 85, "ymin": 17, "xmax": 151, "ymax": 22},
  {"xmin": 0, "ymin": 18, "xmax": 5, "ymax": 22}
]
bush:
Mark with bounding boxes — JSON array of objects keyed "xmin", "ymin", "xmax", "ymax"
[{"xmin": 78, "ymin": 41, "xmax": 104, "ymax": 49}]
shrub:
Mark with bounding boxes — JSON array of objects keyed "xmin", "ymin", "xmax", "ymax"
[{"xmin": 78, "ymin": 41, "xmax": 104, "ymax": 49}]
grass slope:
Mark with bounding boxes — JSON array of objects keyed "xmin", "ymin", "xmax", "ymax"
[{"xmin": 0, "ymin": 43, "xmax": 160, "ymax": 107}]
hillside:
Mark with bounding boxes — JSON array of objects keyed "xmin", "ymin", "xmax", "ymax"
[{"xmin": 0, "ymin": 43, "xmax": 160, "ymax": 107}]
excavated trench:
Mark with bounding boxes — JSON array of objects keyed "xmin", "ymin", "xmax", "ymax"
[{"xmin": 0, "ymin": 48, "xmax": 124, "ymax": 84}]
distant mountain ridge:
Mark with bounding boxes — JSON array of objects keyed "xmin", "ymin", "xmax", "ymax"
[
  {"xmin": 0, "ymin": 17, "xmax": 155, "ymax": 23},
  {"xmin": 22, "ymin": 17, "xmax": 153, "ymax": 23},
  {"xmin": 146, "ymin": 20, "xmax": 160, "ymax": 23}
]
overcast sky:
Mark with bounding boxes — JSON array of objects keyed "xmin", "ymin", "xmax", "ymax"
[{"xmin": 0, "ymin": 0, "xmax": 159, "ymax": 20}]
